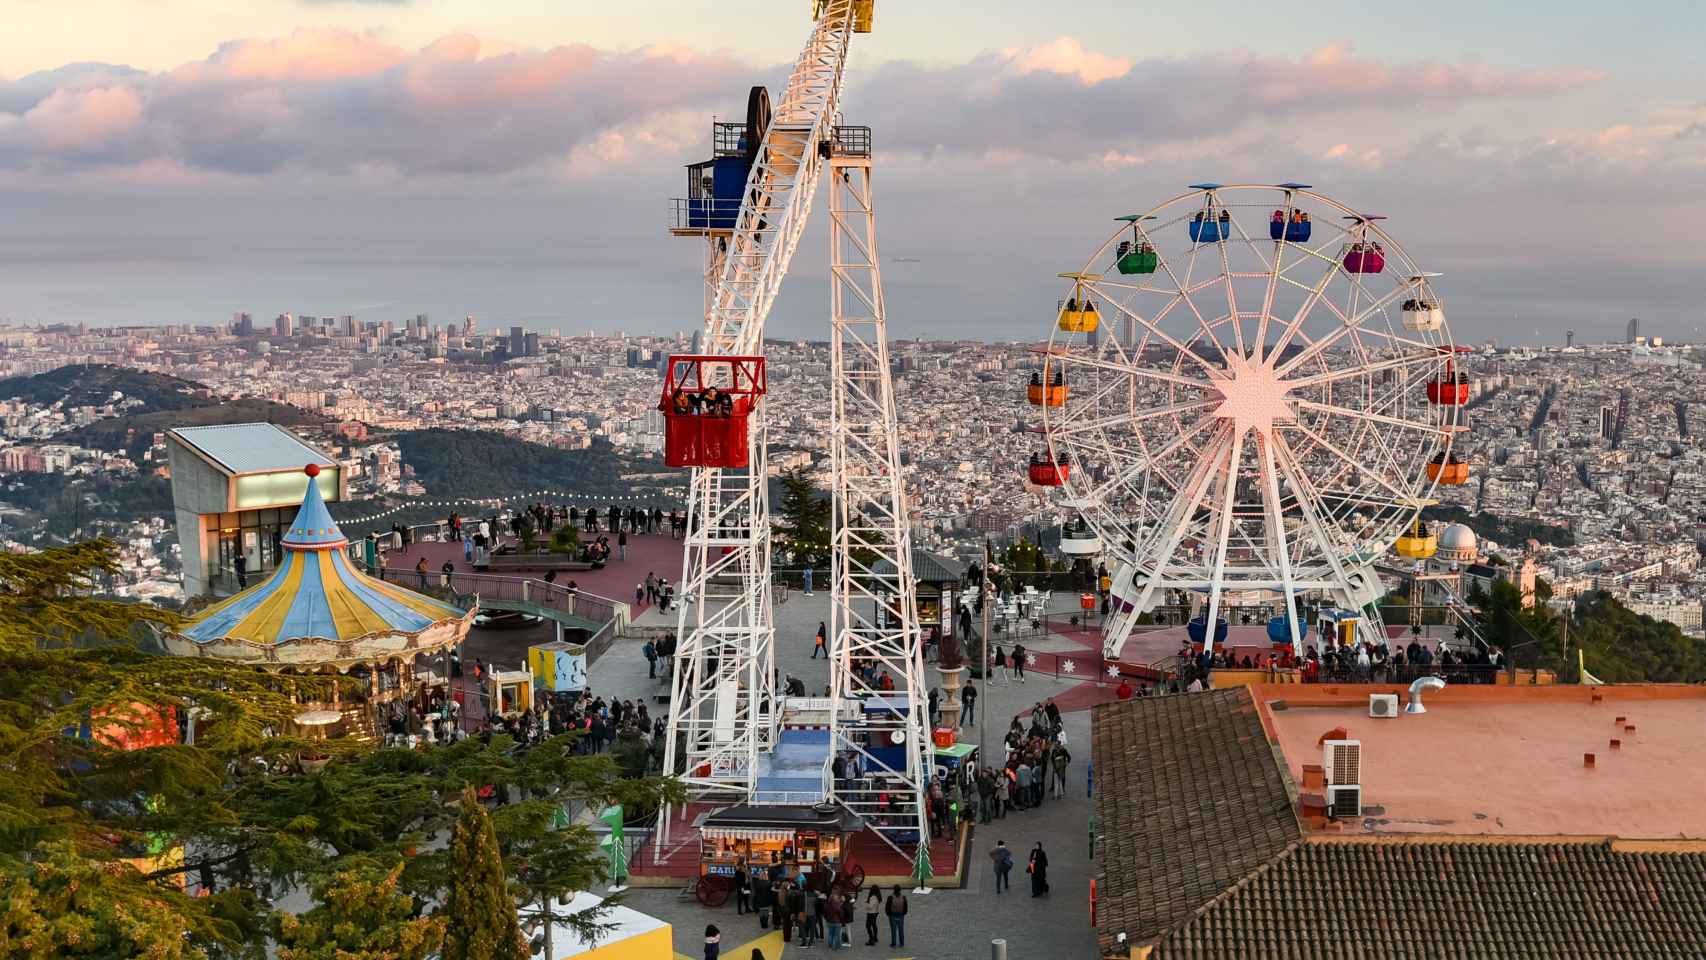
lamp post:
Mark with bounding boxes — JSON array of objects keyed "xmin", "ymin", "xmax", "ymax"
[{"xmin": 978, "ymin": 538, "xmax": 992, "ymax": 763}]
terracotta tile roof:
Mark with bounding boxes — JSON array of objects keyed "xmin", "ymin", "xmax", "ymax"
[
  {"xmin": 1091, "ymin": 687, "xmax": 1300, "ymax": 950},
  {"xmin": 1152, "ymin": 839, "xmax": 1706, "ymax": 958}
]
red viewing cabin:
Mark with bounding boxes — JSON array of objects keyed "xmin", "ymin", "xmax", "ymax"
[{"xmin": 661, "ymin": 355, "xmax": 766, "ymax": 469}]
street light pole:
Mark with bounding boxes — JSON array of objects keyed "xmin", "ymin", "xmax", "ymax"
[{"xmin": 979, "ymin": 538, "xmax": 991, "ymax": 763}]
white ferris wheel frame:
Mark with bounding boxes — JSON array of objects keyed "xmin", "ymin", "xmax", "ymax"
[{"xmin": 1036, "ymin": 184, "xmax": 1466, "ymax": 660}]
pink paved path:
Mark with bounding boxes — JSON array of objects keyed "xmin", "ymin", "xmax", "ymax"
[{"xmin": 383, "ymin": 531, "xmax": 685, "ymax": 613}]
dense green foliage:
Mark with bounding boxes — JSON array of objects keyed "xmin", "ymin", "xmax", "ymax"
[
  {"xmin": 0, "ymin": 365, "xmax": 206, "ymax": 411},
  {"xmin": 274, "ymin": 865, "xmax": 444, "ymax": 960},
  {"xmin": 1422, "ymin": 504, "xmax": 1575, "ymax": 548},
  {"xmin": 68, "ymin": 399, "xmax": 325, "ymax": 461},
  {"xmin": 0, "ymin": 540, "xmax": 682, "ymax": 958},
  {"xmin": 443, "ymin": 789, "xmax": 527, "ymax": 960},
  {"xmin": 393, "ymin": 430, "xmax": 630, "ymax": 500},
  {"xmin": 1, "ymin": 474, "xmax": 174, "ymax": 544},
  {"xmin": 1470, "ymin": 577, "xmax": 1705, "ymax": 683},
  {"xmin": 774, "ymin": 467, "xmax": 831, "ymax": 567}
]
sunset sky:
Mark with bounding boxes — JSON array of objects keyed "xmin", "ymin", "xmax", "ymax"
[{"xmin": 1, "ymin": 1, "xmax": 1701, "ymax": 341}]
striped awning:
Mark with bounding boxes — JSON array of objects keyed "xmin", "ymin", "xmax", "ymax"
[{"xmin": 702, "ymin": 827, "xmax": 800, "ymax": 842}]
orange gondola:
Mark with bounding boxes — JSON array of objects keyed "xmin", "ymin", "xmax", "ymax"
[
  {"xmin": 1427, "ymin": 452, "xmax": 1469, "ymax": 485},
  {"xmin": 1027, "ymin": 369, "xmax": 1067, "ymax": 407}
]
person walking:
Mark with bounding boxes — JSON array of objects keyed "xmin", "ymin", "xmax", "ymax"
[
  {"xmin": 735, "ymin": 861, "xmax": 751, "ymax": 916},
  {"xmin": 645, "ymin": 572, "xmax": 657, "ymax": 604},
  {"xmin": 703, "ymin": 924, "xmax": 720, "ymax": 960},
  {"xmin": 1053, "ymin": 743, "xmax": 1072, "ymax": 798},
  {"xmin": 992, "ymin": 646, "xmax": 1008, "ymax": 684},
  {"xmin": 989, "ymin": 839, "xmax": 1014, "ymax": 894},
  {"xmin": 1012, "ymin": 642, "xmax": 1028, "ymax": 682},
  {"xmin": 863, "ymin": 886, "xmax": 881, "ymax": 946},
  {"xmin": 812, "ymin": 622, "xmax": 827, "ymax": 660},
  {"xmin": 961, "ymin": 683, "xmax": 977, "ymax": 729},
  {"xmin": 233, "ymin": 553, "xmax": 248, "ymax": 590},
  {"xmin": 643, "ymin": 638, "xmax": 658, "ymax": 679},
  {"xmin": 618, "ymin": 528, "xmax": 628, "ymax": 561},
  {"xmin": 1027, "ymin": 842, "xmax": 1050, "ymax": 897},
  {"xmin": 884, "ymin": 887, "xmax": 908, "ymax": 948}
]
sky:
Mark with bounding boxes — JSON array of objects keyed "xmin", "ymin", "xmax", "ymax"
[{"xmin": 0, "ymin": 1, "xmax": 1702, "ymax": 343}]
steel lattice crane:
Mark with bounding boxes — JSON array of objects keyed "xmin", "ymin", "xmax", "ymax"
[{"xmin": 657, "ymin": 0, "xmax": 929, "ymax": 863}]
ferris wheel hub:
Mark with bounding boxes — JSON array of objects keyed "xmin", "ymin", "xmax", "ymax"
[{"xmin": 1210, "ymin": 354, "xmax": 1296, "ymax": 434}]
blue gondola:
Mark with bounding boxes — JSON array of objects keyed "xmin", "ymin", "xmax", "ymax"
[
  {"xmin": 1266, "ymin": 615, "xmax": 1310, "ymax": 644},
  {"xmin": 1269, "ymin": 212, "xmax": 1313, "ymax": 242},
  {"xmin": 1186, "ymin": 615, "xmax": 1229, "ymax": 645},
  {"xmin": 1189, "ymin": 216, "xmax": 1230, "ymax": 243}
]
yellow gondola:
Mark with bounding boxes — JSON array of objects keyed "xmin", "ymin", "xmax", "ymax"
[
  {"xmin": 1058, "ymin": 282, "xmax": 1100, "ymax": 333},
  {"xmin": 1395, "ymin": 520, "xmax": 1437, "ymax": 559}
]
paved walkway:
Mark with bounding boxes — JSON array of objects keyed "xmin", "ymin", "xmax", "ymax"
[
  {"xmin": 593, "ymin": 591, "xmax": 1104, "ymax": 959},
  {"xmin": 384, "ymin": 530, "xmax": 684, "ymax": 614}
]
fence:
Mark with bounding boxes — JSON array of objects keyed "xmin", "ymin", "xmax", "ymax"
[{"xmin": 372, "ymin": 566, "xmax": 624, "ymax": 635}]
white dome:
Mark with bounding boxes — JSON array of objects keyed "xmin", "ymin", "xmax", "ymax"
[{"xmin": 1437, "ymin": 523, "xmax": 1478, "ymax": 560}]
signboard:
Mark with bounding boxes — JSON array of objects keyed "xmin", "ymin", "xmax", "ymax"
[{"xmin": 528, "ymin": 642, "xmax": 588, "ymax": 692}]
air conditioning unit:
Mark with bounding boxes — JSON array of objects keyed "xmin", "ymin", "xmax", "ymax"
[
  {"xmin": 1322, "ymin": 739, "xmax": 1361, "ymax": 786},
  {"xmin": 1327, "ymin": 784, "xmax": 1363, "ymax": 818},
  {"xmin": 1369, "ymin": 694, "xmax": 1399, "ymax": 718}
]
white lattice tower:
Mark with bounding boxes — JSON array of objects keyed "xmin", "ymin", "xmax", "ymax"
[
  {"xmin": 659, "ymin": 0, "xmax": 861, "ymax": 853},
  {"xmin": 826, "ymin": 146, "xmax": 929, "ymax": 857}
]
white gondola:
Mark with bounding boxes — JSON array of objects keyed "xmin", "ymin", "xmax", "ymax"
[
  {"xmin": 1402, "ymin": 298, "xmax": 1444, "ymax": 332},
  {"xmin": 1059, "ymin": 520, "xmax": 1103, "ymax": 556}
]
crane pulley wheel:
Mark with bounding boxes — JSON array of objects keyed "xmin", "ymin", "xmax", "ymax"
[{"xmin": 745, "ymin": 86, "xmax": 771, "ymax": 167}]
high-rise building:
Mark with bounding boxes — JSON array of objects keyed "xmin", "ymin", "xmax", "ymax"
[
  {"xmin": 274, "ymin": 313, "xmax": 293, "ymax": 337},
  {"xmin": 510, "ymin": 325, "xmax": 526, "ymax": 357},
  {"xmin": 463, "ymin": 315, "xmax": 476, "ymax": 338},
  {"xmin": 524, "ymin": 332, "xmax": 541, "ymax": 357},
  {"xmin": 231, "ymin": 312, "xmax": 251, "ymax": 335},
  {"xmin": 340, "ymin": 315, "xmax": 358, "ymax": 337},
  {"xmin": 1565, "ymin": 329, "xmax": 1575, "ymax": 349},
  {"xmin": 626, "ymin": 347, "xmax": 641, "ymax": 368},
  {"xmin": 690, "ymin": 329, "xmax": 703, "ymax": 354},
  {"xmin": 412, "ymin": 314, "xmax": 429, "ymax": 340},
  {"xmin": 1627, "ymin": 317, "xmax": 1640, "ymax": 344},
  {"xmin": 1601, "ymin": 405, "xmax": 1615, "ymax": 439}
]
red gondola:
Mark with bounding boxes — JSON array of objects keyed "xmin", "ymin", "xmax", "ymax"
[
  {"xmin": 1028, "ymin": 453, "xmax": 1069, "ymax": 486},
  {"xmin": 660, "ymin": 355, "xmax": 766, "ymax": 468},
  {"xmin": 1426, "ymin": 364, "xmax": 1470, "ymax": 406}
]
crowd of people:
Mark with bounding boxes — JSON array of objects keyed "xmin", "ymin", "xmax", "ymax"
[
  {"xmin": 725, "ymin": 862, "xmax": 914, "ymax": 951},
  {"xmin": 1172, "ymin": 636, "xmax": 1507, "ymax": 688}
]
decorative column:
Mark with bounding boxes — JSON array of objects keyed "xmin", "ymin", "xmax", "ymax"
[{"xmin": 936, "ymin": 631, "xmax": 966, "ymax": 731}]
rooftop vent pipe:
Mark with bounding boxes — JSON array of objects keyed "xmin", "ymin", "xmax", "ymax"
[{"xmin": 1406, "ymin": 675, "xmax": 1445, "ymax": 714}]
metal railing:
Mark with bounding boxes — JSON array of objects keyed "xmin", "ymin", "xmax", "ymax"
[{"xmin": 373, "ymin": 567, "xmax": 623, "ymax": 631}]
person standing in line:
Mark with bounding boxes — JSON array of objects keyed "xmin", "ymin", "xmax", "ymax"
[
  {"xmin": 1053, "ymin": 743, "xmax": 1072, "ymax": 798},
  {"xmin": 1027, "ymin": 842, "xmax": 1050, "ymax": 898},
  {"xmin": 884, "ymin": 887, "xmax": 908, "ymax": 948},
  {"xmin": 825, "ymin": 891, "xmax": 845, "ymax": 951},
  {"xmin": 989, "ymin": 839, "xmax": 1014, "ymax": 894},
  {"xmin": 1015, "ymin": 762, "xmax": 1031, "ymax": 810},
  {"xmin": 1012, "ymin": 642, "xmax": 1028, "ymax": 682},
  {"xmin": 812, "ymin": 621, "xmax": 827, "ymax": 659},
  {"xmin": 783, "ymin": 881, "xmax": 804, "ymax": 944},
  {"xmin": 863, "ymin": 886, "xmax": 881, "ymax": 946},
  {"xmin": 734, "ymin": 860, "xmax": 750, "ymax": 916}
]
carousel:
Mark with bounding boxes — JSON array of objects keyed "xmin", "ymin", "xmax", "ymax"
[{"xmin": 165, "ymin": 464, "xmax": 477, "ymax": 737}]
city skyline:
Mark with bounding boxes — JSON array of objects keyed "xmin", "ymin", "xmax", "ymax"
[{"xmin": 0, "ymin": 4, "xmax": 1702, "ymax": 340}]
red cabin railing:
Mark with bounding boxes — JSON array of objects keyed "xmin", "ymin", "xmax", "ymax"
[{"xmin": 660, "ymin": 355, "xmax": 767, "ymax": 469}]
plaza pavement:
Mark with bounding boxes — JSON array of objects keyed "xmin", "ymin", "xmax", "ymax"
[{"xmin": 594, "ymin": 590, "xmax": 1104, "ymax": 960}]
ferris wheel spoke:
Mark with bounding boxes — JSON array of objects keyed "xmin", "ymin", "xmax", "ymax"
[
  {"xmin": 1269, "ymin": 431, "xmax": 1360, "ymax": 591},
  {"xmin": 1280, "ymin": 420, "xmax": 1418, "ymax": 506},
  {"xmin": 1293, "ymin": 398, "xmax": 1449, "ymax": 441},
  {"xmin": 1129, "ymin": 424, "xmax": 1233, "ymax": 610},
  {"xmin": 1045, "ymin": 342, "xmax": 1214, "ymax": 391},
  {"xmin": 1201, "ymin": 426, "xmax": 1248, "ymax": 653},
  {"xmin": 1048, "ymin": 399, "xmax": 1218, "ymax": 440},
  {"xmin": 1275, "ymin": 284, "xmax": 1412, "ymax": 378},
  {"xmin": 1255, "ymin": 433, "xmax": 1303, "ymax": 652},
  {"xmin": 1080, "ymin": 282, "xmax": 1223, "ymax": 377},
  {"xmin": 1139, "ymin": 238, "xmax": 1237, "ymax": 368},
  {"xmin": 1285, "ymin": 349, "xmax": 1448, "ymax": 390},
  {"xmin": 1088, "ymin": 411, "xmax": 1222, "ymax": 503}
]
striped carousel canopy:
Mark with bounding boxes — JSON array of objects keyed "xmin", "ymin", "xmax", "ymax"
[{"xmin": 181, "ymin": 464, "xmax": 464, "ymax": 646}]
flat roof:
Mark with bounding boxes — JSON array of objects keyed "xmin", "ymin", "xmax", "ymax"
[
  {"xmin": 169, "ymin": 422, "xmax": 335, "ymax": 476},
  {"xmin": 1259, "ymin": 684, "xmax": 1706, "ymax": 839}
]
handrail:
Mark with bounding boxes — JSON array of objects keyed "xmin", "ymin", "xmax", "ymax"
[{"xmin": 370, "ymin": 566, "xmax": 627, "ymax": 632}]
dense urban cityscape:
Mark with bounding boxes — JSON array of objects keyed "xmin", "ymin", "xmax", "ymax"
[{"xmin": 5, "ymin": 320, "xmax": 1705, "ymax": 637}]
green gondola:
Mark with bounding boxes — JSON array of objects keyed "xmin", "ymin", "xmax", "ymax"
[{"xmin": 1116, "ymin": 249, "xmax": 1158, "ymax": 275}]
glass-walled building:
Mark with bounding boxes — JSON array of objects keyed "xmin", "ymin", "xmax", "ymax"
[{"xmin": 166, "ymin": 423, "xmax": 344, "ymax": 597}]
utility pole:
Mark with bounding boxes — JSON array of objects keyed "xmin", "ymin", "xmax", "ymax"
[{"xmin": 979, "ymin": 538, "xmax": 992, "ymax": 762}]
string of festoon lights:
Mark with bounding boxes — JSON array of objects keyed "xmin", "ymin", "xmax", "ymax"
[{"xmin": 332, "ymin": 486, "xmax": 690, "ymax": 527}]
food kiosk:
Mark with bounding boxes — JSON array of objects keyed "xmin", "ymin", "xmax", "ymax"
[{"xmin": 692, "ymin": 804, "xmax": 865, "ymax": 905}]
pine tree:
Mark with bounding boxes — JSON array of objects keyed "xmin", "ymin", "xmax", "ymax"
[
  {"xmin": 773, "ymin": 468, "xmax": 831, "ymax": 566},
  {"xmin": 443, "ymin": 788, "xmax": 528, "ymax": 960},
  {"xmin": 275, "ymin": 864, "xmax": 444, "ymax": 960},
  {"xmin": 910, "ymin": 843, "xmax": 934, "ymax": 892}
]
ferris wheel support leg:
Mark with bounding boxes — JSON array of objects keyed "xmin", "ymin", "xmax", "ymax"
[
  {"xmin": 1256, "ymin": 435, "xmax": 1304, "ymax": 657},
  {"xmin": 1126, "ymin": 426, "xmax": 1232, "ymax": 640},
  {"xmin": 1201, "ymin": 427, "xmax": 1247, "ymax": 659},
  {"xmin": 825, "ymin": 152, "xmax": 929, "ymax": 859}
]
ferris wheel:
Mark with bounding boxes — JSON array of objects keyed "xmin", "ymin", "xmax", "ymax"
[{"xmin": 1028, "ymin": 184, "xmax": 1471, "ymax": 659}]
